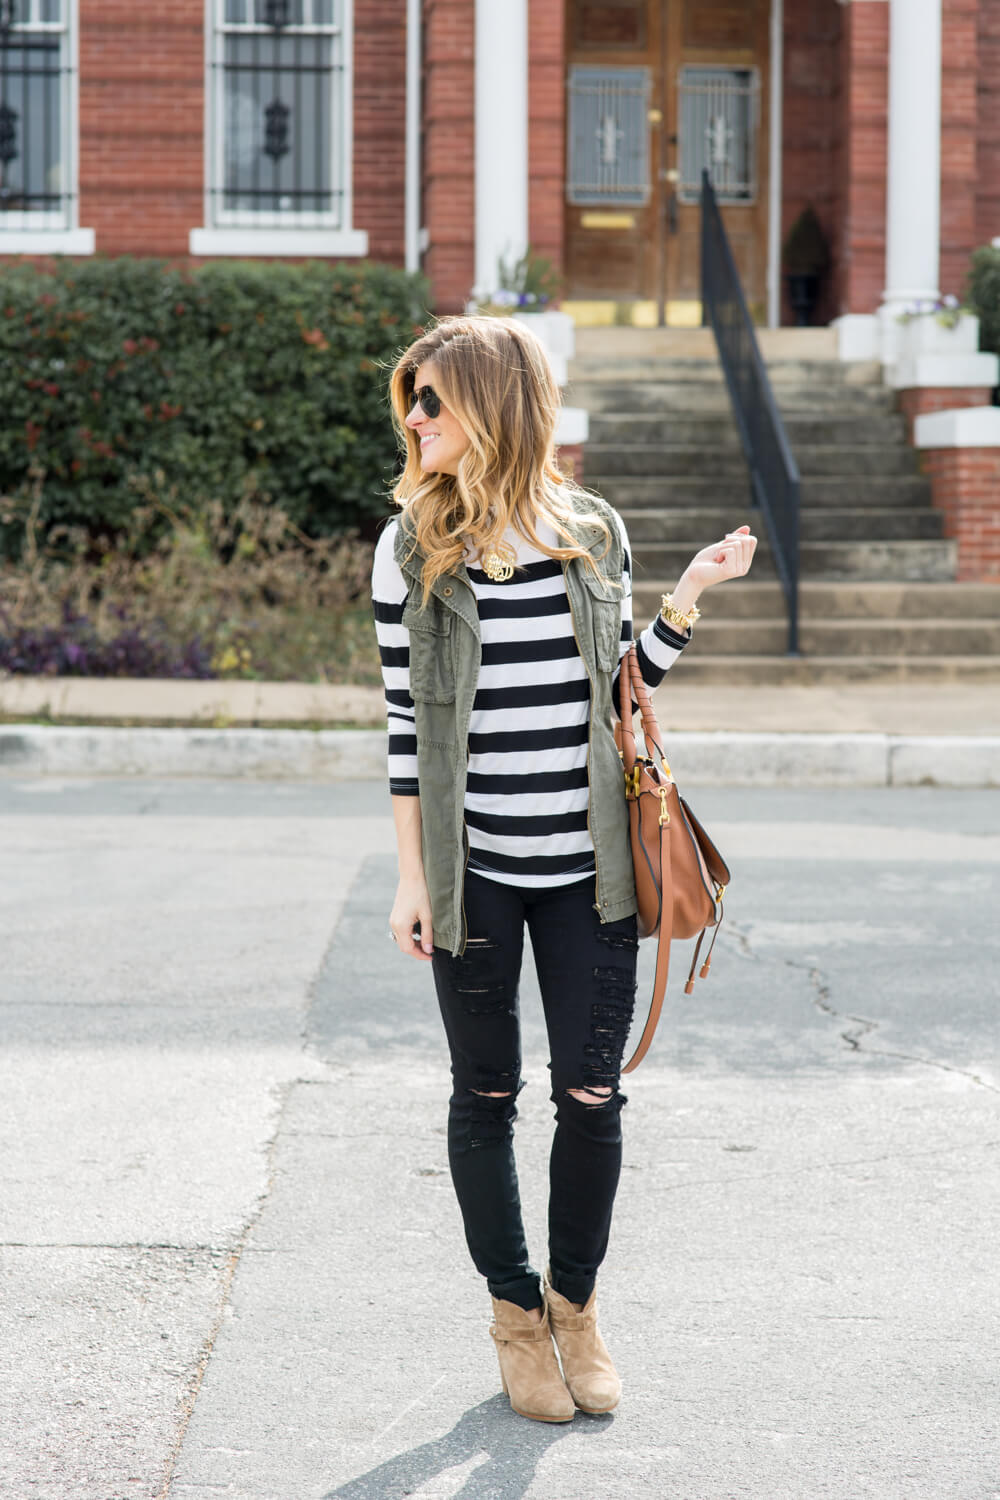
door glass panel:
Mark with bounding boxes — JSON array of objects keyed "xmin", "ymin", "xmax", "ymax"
[
  {"xmin": 677, "ymin": 66, "xmax": 758, "ymax": 203},
  {"xmin": 566, "ymin": 65, "xmax": 650, "ymax": 207}
]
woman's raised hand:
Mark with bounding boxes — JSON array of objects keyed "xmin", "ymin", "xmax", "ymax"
[{"xmin": 682, "ymin": 524, "xmax": 757, "ymax": 593}]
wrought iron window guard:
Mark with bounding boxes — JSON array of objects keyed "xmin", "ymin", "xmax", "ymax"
[
  {"xmin": 210, "ymin": 0, "xmax": 344, "ymax": 229},
  {"xmin": 0, "ymin": 0, "xmax": 74, "ymax": 231}
]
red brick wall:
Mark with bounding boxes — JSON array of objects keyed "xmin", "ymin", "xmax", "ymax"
[
  {"xmin": 529, "ymin": 0, "xmax": 565, "ymax": 278},
  {"xmin": 354, "ymin": 0, "xmax": 407, "ymax": 265},
  {"xmin": 6, "ymin": 2, "xmax": 405, "ymax": 265},
  {"xmin": 781, "ymin": 0, "xmax": 841, "ymax": 325},
  {"xmin": 835, "ymin": 1, "xmax": 888, "ymax": 315},
  {"xmin": 422, "ymin": 1, "xmax": 561, "ymax": 313},
  {"xmin": 921, "ymin": 448, "xmax": 1000, "ymax": 580},
  {"xmin": 976, "ymin": 0, "xmax": 1000, "ymax": 245},
  {"xmin": 898, "ymin": 386, "xmax": 995, "ymax": 442},
  {"xmin": 941, "ymin": 0, "xmax": 979, "ymax": 296},
  {"xmin": 78, "ymin": 1, "xmax": 203, "ymax": 257},
  {"xmin": 422, "ymin": 0, "xmax": 475, "ymax": 311}
]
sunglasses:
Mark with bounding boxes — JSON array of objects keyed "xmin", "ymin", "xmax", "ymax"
[{"xmin": 407, "ymin": 383, "xmax": 442, "ymax": 420}]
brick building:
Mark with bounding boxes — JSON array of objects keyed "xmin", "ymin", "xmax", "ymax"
[
  {"xmin": 1, "ymin": 0, "xmax": 997, "ymax": 331},
  {"xmin": 1, "ymin": 0, "xmax": 998, "ymax": 581}
]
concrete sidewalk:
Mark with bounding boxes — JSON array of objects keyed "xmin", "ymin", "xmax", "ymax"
[
  {"xmin": 2, "ymin": 779, "xmax": 997, "ymax": 1500},
  {"xmin": 3, "ymin": 674, "xmax": 1000, "ymax": 735},
  {"xmin": 1, "ymin": 720, "xmax": 998, "ymax": 786},
  {"xmin": 2, "ymin": 676, "xmax": 998, "ymax": 785}
]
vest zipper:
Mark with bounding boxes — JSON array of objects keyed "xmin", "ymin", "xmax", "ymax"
[
  {"xmin": 566, "ymin": 585, "xmax": 603, "ymax": 919},
  {"xmin": 458, "ymin": 695, "xmax": 472, "ymax": 956},
  {"xmin": 459, "ymin": 818, "xmax": 470, "ymax": 955}
]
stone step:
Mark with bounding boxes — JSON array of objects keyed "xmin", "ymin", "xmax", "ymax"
[
  {"xmin": 589, "ymin": 475, "xmax": 932, "ymax": 509},
  {"xmin": 647, "ymin": 654, "xmax": 1000, "ymax": 685},
  {"xmin": 568, "ymin": 356, "xmax": 882, "ymax": 388},
  {"xmin": 630, "ymin": 538, "xmax": 957, "ymax": 581},
  {"xmin": 572, "ymin": 326, "xmax": 842, "ymax": 361},
  {"xmin": 587, "ymin": 412, "xmax": 907, "ymax": 446},
  {"xmin": 572, "ymin": 381, "xmax": 899, "ymax": 416},
  {"xmin": 632, "ymin": 580, "xmax": 1000, "ymax": 621},
  {"xmin": 586, "ymin": 443, "xmax": 921, "ymax": 477},
  {"xmin": 669, "ymin": 619, "xmax": 1000, "ymax": 657},
  {"xmin": 622, "ymin": 506, "xmax": 944, "ymax": 543}
]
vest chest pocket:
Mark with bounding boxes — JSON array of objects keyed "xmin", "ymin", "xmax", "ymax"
[
  {"xmin": 402, "ymin": 596, "xmax": 456, "ymax": 704},
  {"xmin": 581, "ymin": 568, "xmax": 622, "ymax": 675}
]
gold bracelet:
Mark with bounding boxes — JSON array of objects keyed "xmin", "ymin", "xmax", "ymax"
[{"xmin": 660, "ymin": 593, "xmax": 701, "ymax": 632}]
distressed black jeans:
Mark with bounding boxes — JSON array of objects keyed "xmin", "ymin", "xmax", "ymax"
[{"xmin": 431, "ymin": 871, "xmax": 638, "ymax": 1313}]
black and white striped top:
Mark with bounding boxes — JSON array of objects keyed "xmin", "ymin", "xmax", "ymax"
[{"xmin": 372, "ymin": 513, "xmax": 689, "ymax": 889}]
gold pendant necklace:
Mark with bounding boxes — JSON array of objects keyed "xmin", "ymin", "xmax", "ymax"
[{"xmin": 482, "ymin": 542, "xmax": 516, "ymax": 583}]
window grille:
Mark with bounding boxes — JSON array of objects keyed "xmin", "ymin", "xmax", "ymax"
[
  {"xmin": 0, "ymin": 0, "xmax": 75, "ymax": 232},
  {"xmin": 566, "ymin": 66, "xmax": 650, "ymax": 207},
  {"xmin": 209, "ymin": 0, "xmax": 345, "ymax": 228},
  {"xmin": 678, "ymin": 67, "xmax": 759, "ymax": 204}
]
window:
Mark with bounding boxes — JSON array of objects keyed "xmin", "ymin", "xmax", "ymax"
[
  {"xmin": 678, "ymin": 66, "xmax": 759, "ymax": 204},
  {"xmin": 192, "ymin": 0, "xmax": 367, "ymax": 255},
  {"xmin": 566, "ymin": 66, "xmax": 651, "ymax": 208},
  {"xmin": 0, "ymin": 0, "xmax": 91, "ymax": 250}
]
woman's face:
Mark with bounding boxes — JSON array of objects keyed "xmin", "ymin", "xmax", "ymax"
[{"xmin": 404, "ymin": 361, "xmax": 471, "ymax": 476}]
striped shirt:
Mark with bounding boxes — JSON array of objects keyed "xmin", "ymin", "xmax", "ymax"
[{"xmin": 372, "ymin": 513, "xmax": 689, "ymax": 889}]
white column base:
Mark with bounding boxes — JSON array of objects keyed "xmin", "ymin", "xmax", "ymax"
[
  {"xmin": 890, "ymin": 352, "xmax": 999, "ymax": 390},
  {"xmin": 513, "ymin": 310, "xmax": 576, "ymax": 388},
  {"xmin": 555, "ymin": 406, "xmax": 589, "ymax": 445},
  {"xmin": 832, "ymin": 314, "xmax": 880, "ymax": 362},
  {"xmin": 834, "ymin": 310, "xmax": 996, "ymax": 389},
  {"xmin": 914, "ymin": 406, "xmax": 1000, "ymax": 448}
]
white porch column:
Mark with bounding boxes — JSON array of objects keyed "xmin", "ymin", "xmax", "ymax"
[
  {"xmin": 879, "ymin": 0, "xmax": 942, "ymax": 353},
  {"xmin": 474, "ymin": 0, "xmax": 529, "ymax": 299}
]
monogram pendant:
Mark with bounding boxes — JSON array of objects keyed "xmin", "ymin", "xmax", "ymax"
[{"xmin": 482, "ymin": 544, "xmax": 516, "ymax": 583}]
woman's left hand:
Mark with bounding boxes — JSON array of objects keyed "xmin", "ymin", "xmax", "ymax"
[{"xmin": 681, "ymin": 524, "xmax": 757, "ymax": 592}]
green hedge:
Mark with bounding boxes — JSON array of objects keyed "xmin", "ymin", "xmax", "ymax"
[
  {"xmin": 0, "ymin": 258, "xmax": 428, "ymax": 557},
  {"xmin": 966, "ymin": 246, "xmax": 1000, "ymax": 360}
]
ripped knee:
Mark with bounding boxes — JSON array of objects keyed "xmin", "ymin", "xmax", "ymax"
[
  {"xmin": 449, "ymin": 1076, "xmax": 524, "ymax": 1153},
  {"xmin": 567, "ymin": 1085, "xmax": 616, "ymax": 1107}
]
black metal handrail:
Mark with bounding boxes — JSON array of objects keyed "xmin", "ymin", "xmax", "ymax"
[{"xmin": 700, "ymin": 171, "xmax": 800, "ymax": 655}]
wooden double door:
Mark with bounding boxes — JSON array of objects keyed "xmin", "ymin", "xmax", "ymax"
[{"xmin": 564, "ymin": 0, "xmax": 771, "ymax": 322}]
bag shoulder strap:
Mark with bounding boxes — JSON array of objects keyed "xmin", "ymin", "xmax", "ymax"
[
  {"xmin": 621, "ymin": 812, "xmax": 672, "ymax": 1073},
  {"xmin": 619, "ymin": 644, "xmax": 673, "ymax": 1075}
]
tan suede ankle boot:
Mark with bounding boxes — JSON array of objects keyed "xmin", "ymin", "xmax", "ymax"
[
  {"xmin": 489, "ymin": 1297, "xmax": 575, "ymax": 1423},
  {"xmin": 544, "ymin": 1277, "xmax": 621, "ymax": 1414}
]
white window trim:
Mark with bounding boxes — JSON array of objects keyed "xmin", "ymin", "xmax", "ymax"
[
  {"xmin": 189, "ymin": 0, "xmax": 368, "ymax": 258},
  {"xmin": 190, "ymin": 225, "xmax": 367, "ymax": 255},
  {"xmin": 0, "ymin": 0, "xmax": 94, "ymax": 255}
]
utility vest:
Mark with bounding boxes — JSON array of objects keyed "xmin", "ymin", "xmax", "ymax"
[{"xmin": 393, "ymin": 492, "xmax": 637, "ymax": 955}]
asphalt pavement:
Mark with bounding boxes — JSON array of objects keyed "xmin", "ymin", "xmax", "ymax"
[{"xmin": 1, "ymin": 778, "xmax": 998, "ymax": 1500}]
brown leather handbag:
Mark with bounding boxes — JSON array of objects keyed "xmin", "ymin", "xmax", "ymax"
[{"xmin": 616, "ymin": 643, "xmax": 731, "ymax": 1072}]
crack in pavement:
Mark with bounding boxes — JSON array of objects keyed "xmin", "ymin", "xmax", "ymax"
[
  {"xmin": 730, "ymin": 922, "xmax": 1000, "ymax": 1097},
  {"xmin": 152, "ymin": 1075, "xmax": 298, "ymax": 1500},
  {"xmin": 793, "ymin": 955, "xmax": 1000, "ymax": 1097},
  {"xmin": 643, "ymin": 1135, "xmax": 1000, "ymax": 1192}
]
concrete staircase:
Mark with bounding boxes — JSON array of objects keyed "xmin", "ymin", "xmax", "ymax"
[{"xmin": 568, "ymin": 328, "xmax": 1000, "ymax": 683}]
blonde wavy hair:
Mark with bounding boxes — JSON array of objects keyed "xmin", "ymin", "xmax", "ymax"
[{"xmin": 387, "ymin": 315, "xmax": 616, "ymax": 603}]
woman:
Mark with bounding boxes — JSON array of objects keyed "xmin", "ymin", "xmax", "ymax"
[{"xmin": 372, "ymin": 315, "xmax": 755, "ymax": 1424}]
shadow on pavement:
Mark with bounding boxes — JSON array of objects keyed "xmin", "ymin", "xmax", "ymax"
[{"xmin": 323, "ymin": 1395, "xmax": 609, "ymax": 1498}]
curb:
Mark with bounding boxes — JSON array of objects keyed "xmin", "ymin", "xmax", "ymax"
[{"xmin": 0, "ymin": 725, "xmax": 997, "ymax": 787}]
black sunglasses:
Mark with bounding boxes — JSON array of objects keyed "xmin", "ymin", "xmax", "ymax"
[{"xmin": 407, "ymin": 383, "xmax": 442, "ymax": 420}]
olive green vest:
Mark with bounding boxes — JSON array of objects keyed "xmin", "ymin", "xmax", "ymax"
[{"xmin": 393, "ymin": 493, "xmax": 637, "ymax": 955}]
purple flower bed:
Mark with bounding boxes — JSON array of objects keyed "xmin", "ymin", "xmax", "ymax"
[{"xmin": 0, "ymin": 601, "xmax": 214, "ymax": 678}]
